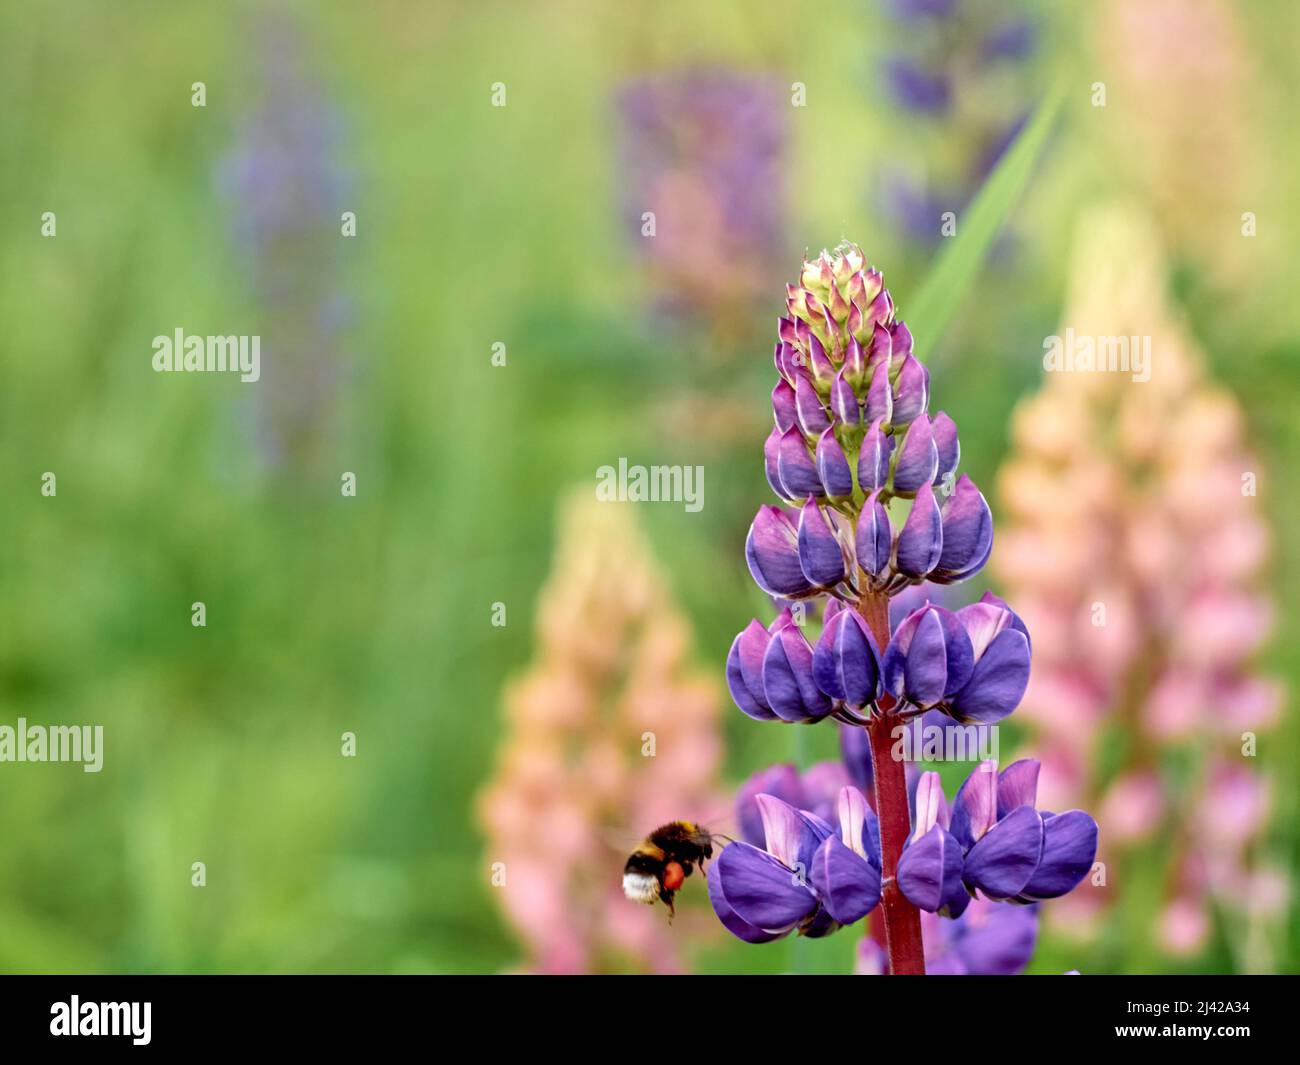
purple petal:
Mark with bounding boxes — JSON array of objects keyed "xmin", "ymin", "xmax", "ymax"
[
  {"xmin": 745, "ymin": 504, "xmax": 813, "ymax": 597},
  {"xmin": 951, "ymin": 759, "xmax": 1000, "ymax": 848},
  {"xmin": 714, "ymin": 839, "xmax": 818, "ymax": 931},
  {"xmin": 812, "ymin": 608, "xmax": 882, "ymax": 707},
  {"xmin": 1021, "ymin": 811, "xmax": 1098, "ymax": 900},
  {"xmin": 866, "ymin": 320, "xmax": 892, "ymax": 373},
  {"xmin": 895, "ymin": 481, "xmax": 943, "ymax": 578},
  {"xmin": 777, "ymin": 425, "xmax": 824, "ymax": 498},
  {"xmin": 772, "ymin": 379, "xmax": 797, "ymax": 433},
  {"xmin": 708, "ymin": 854, "xmax": 786, "ymax": 943},
  {"xmin": 881, "ymin": 605, "xmax": 950, "ymax": 708},
  {"xmin": 836, "ymin": 785, "xmax": 880, "ymax": 867},
  {"xmin": 794, "ymin": 372, "xmax": 832, "ymax": 437},
  {"xmin": 963, "ymin": 805, "xmax": 1044, "ymax": 899},
  {"xmin": 931, "ymin": 411, "xmax": 960, "ymax": 483},
  {"xmin": 864, "ymin": 359, "xmax": 893, "ymax": 427},
  {"xmin": 898, "ymin": 824, "xmax": 963, "ymax": 913},
  {"xmin": 811, "ymin": 835, "xmax": 881, "ymax": 924},
  {"xmin": 890, "ymin": 321, "xmax": 914, "ymax": 362},
  {"xmin": 912, "ymin": 771, "xmax": 950, "ymax": 837},
  {"xmin": 762, "ymin": 625, "xmax": 833, "ymax": 722},
  {"xmin": 815, "ymin": 427, "xmax": 854, "ymax": 500},
  {"xmin": 892, "ymin": 415, "xmax": 939, "ymax": 495},
  {"xmin": 807, "ymin": 332, "xmax": 835, "ymax": 384},
  {"xmin": 831, "ymin": 372, "xmax": 861, "ymax": 428},
  {"xmin": 736, "ymin": 764, "xmax": 805, "ymax": 846},
  {"xmin": 764, "ymin": 428, "xmax": 790, "ymax": 500},
  {"xmin": 797, "ymin": 497, "xmax": 847, "ymax": 586},
  {"xmin": 978, "ymin": 591, "xmax": 1032, "ymax": 651},
  {"xmin": 891, "ymin": 354, "xmax": 929, "ymax": 425},
  {"xmin": 857, "ymin": 418, "xmax": 894, "ymax": 493},
  {"xmin": 934, "ymin": 474, "xmax": 993, "ymax": 582},
  {"xmin": 843, "ymin": 336, "xmax": 867, "ymax": 390},
  {"xmin": 855, "ymin": 489, "xmax": 893, "ymax": 576},
  {"xmin": 997, "ymin": 759, "xmax": 1041, "ymax": 819},
  {"xmin": 948, "ymin": 628, "xmax": 1031, "ymax": 724},
  {"xmin": 726, "ymin": 625, "xmax": 778, "ymax": 721},
  {"xmin": 955, "ymin": 902, "xmax": 1038, "ymax": 975}
]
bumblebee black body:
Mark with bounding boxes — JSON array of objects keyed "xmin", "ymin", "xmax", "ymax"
[{"xmin": 621, "ymin": 821, "xmax": 716, "ymax": 916}]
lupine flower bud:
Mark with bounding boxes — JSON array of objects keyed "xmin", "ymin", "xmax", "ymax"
[
  {"xmin": 710, "ymin": 794, "xmax": 832, "ymax": 942},
  {"xmin": 894, "ymin": 482, "xmax": 944, "ymax": 578},
  {"xmin": 931, "ymin": 411, "xmax": 960, "ymax": 485},
  {"xmin": 776, "ymin": 426, "xmax": 824, "ymax": 499},
  {"xmin": 944, "ymin": 595, "xmax": 1033, "ymax": 724},
  {"xmin": 882, "ymin": 603, "xmax": 974, "ymax": 709},
  {"xmin": 727, "ymin": 618, "xmax": 781, "ymax": 722},
  {"xmin": 815, "ymin": 428, "xmax": 855, "ymax": 500},
  {"xmin": 858, "ymin": 418, "xmax": 894, "ymax": 494},
  {"xmin": 745, "ymin": 505, "xmax": 815, "ymax": 598},
  {"xmin": 797, "ymin": 498, "xmax": 849, "ymax": 587},
  {"xmin": 931, "ymin": 474, "xmax": 993, "ymax": 584},
  {"xmin": 856, "ymin": 489, "xmax": 894, "ymax": 577},
  {"xmin": 892, "ymin": 414, "xmax": 940, "ymax": 495},
  {"xmin": 812, "ymin": 607, "xmax": 884, "ymax": 707},
  {"xmin": 950, "ymin": 760, "xmax": 1098, "ymax": 902},
  {"xmin": 898, "ymin": 771, "xmax": 968, "ymax": 917},
  {"xmin": 810, "ymin": 786, "xmax": 883, "ymax": 924},
  {"xmin": 762, "ymin": 622, "xmax": 835, "ymax": 723},
  {"xmin": 890, "ymin": 355, "xmax": 930, "ymax": 427},
  {"xmin": 772, "ymin": 379, "xmax": 797, "ymax": 433}
]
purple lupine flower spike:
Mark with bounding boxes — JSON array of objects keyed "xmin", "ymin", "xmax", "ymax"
[{"xmin": 711, "ymin": 241, "xmax": 1099, "ymax": 975}]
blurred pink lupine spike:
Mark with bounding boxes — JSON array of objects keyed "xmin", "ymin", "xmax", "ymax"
[
  {"xmin": 477, "ymin": 490, "xmax": 724, "ymax": 973},
  {"xmin": 993, "ymin": 203, "xmax": 1284, "ymax": 964}
]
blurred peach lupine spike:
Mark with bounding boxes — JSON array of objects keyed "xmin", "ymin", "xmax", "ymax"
[
  {"xmin": 994, "ymin": 203, "xmax": 1285, "ymax": 967},
  {"xmin": 477, "ymin": 490, "xmax": 723, "ymax": 973},
  {"xmin": 1096, "ymin": 0, "xmax": 1269, "ymax": 287}
]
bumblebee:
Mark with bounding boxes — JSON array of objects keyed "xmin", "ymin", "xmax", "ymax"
[{"xmin": 622, "ymin": 821, "xmax": 718, "ymax": 917}]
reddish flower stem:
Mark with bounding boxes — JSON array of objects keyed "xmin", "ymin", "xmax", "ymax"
[{"xmin": 857, "ymin": 590, "xmax": 926, "ymax": 975}]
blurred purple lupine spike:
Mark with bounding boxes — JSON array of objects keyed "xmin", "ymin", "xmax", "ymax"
[
  {"xmin": 618, "ymin": 68, "xmax": 787, "ymax": 333},
  {"xmin": 875, "ymin": 1, "xmax": 1039, "ymax": 250},
  {"xmin": 219, "ymin": 14, "xmax": 352, "ymax": 475}
]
